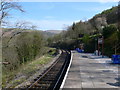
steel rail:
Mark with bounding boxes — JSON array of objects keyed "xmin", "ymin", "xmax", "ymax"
[
  {"xmin": 53, "ymin": 50, "xmax": 70, "ymax": 90},
  {"xmin": 27, "ymin": 50, "xmax": 68, "ymax": 89}
]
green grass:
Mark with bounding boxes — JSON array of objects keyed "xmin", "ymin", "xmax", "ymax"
[
  {"xmin": 2, "ymin": 48, "xmax": 57, "ymax": 88},
  {"xmin": 2, "ymin": 55, "xmax": 53, "ymax": 88},
  {"xmin": 21, "ymin": 55, "xmax": 52, "ymax": 75}
]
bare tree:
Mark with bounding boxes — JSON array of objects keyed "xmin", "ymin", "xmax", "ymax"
[
  {"xmin": 14, "ymin": 21, "xmax": 37, "ymax": 30},
  {"xmin": 0, "ymin": 0, "xmax": 24, "ymax": 25},
  {"xmin": 2, "ymin": 20, "xmax": 37, "ymax": 48}
]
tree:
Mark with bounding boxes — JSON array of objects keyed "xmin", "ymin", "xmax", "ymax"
[
  {"xmin": 14, "ymin": 21, "xmax": 37, "ymax": 30},
  {"xmin": 0, "ymin": 0, "xmax": 24, "ymax": 25},
  {"xmin": 72, "ymin": 22, "xmax": 75, "ymax": 30},
  {"xmin": 102, "ymin": 25, "xmax": 117, "ymax": 39}
]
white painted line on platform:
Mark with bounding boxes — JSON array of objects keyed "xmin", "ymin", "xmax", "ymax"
[{"xmin": 60, "ymin": 51, "xmax": 73, "ymax": 89}]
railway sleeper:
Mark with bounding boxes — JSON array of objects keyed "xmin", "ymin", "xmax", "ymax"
[
  {"xmin": 27, "ymin": 51, "xmax": 70, "ymax": 89},
  {"xmin": 41, "ymin": 77, "xmax": 56, "ymax": 81},
  {"xmin": 37, "ymin": 81, "xmax": 53, "ymax": 84}
]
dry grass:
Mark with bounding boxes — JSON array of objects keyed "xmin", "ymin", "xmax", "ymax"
[{"xmin": 2, "ymin": 48, "xmax": 57, "ymax": 88}]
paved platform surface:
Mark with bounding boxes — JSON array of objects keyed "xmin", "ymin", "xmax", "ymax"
[{"xmin": 62, "ymin": 51, "xmax": 120, "ymax": 89}]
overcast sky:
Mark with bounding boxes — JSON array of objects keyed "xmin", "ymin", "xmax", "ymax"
[{"xmin": 9, "ymin": 2, "xmax": 118, "ymax": 30}]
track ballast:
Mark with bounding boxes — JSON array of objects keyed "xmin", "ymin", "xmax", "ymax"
[{"xmin": 27, "ymin": 50, "xmax": 71, "ymax": 90}]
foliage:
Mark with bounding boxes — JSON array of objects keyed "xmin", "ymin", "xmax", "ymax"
[
  {"xmin": 15, "ymin": 31, "xmax": 44, "ymax": 64},
  {"xmin": 103, "ymin": 25, "xmax": 120, "ymax": 56},
  {"xmin": 82, "ymin": 35, "xmax": 90, "ymax": 44},
  {"xmin": 102, "ymin": 24, "xmax": 117, "ymax": 39},
  {"xmin": 48, "ymin": 5, "xmax": 120, "ymax": 55},
  {"xmin": 2, "ymin": 48, "xmax": 57, "ymax": 88},
  {"xmin": 2, "ymin": 30, "xmax": 45, "ymax": 74}
]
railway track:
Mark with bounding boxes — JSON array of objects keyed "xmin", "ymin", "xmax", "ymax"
[{"xmin": 27, "ymin": 50, "xmax": 71, "ymax": 90}]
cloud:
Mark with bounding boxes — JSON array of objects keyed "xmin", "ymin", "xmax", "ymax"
[
  {"xmin": 6, "ymin": 14, "xmax": 75, "ymax": 30},
  {"xmin": 75, "ymin": 6, "xmax": 112, "ymax": 12},
  {"xmin": 6, "ymin": 18, "xmax": 73, "ymax": 30},
  {"xmin": 27, "ymin": 19, "xmax": 73, "ymax": 30}
]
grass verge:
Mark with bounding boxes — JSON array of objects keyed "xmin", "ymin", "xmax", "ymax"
[{"xmin": 2, "ymin": 48, "xmax": 57, "ymax": 88}]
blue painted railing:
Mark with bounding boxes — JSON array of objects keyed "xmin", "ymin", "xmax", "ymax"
[
  {"xmin": 76, "ymin": 48, "xmax": 84, "ymax": 53},
  {"xmin": 112, "ymin": 55, "xmax": 120, "ymax": 64}
]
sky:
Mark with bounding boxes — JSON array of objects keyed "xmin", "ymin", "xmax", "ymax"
[{"xmin": 9, "ymin": 2, "xmax": 118, "ymax": 30}]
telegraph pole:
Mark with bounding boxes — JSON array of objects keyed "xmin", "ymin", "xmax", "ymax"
[
  {"xmin": 98, "ymin": 39, "xmax": 99, "ymax": 56},
  {"xmin": 102, "ymin": 36, "xmax": 104, "ymax": 58},
  {"xmin": 98, "ymin": 36, "xmax": 104, "ymax": 57}
]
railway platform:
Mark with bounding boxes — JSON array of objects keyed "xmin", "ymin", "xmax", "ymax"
[{"xmin": 61, "ymin": 50, "xmax": 119, "ymax": 89}]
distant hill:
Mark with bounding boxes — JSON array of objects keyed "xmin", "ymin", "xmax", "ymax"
[
  {"xmin": 45, "ymin": 30, "xmax": 63, "ymax": 34},
  {"xmin": 2, "ymin": 28, "xmax": 57, "ymax": 39},
  {"xmin": 41, "ymin": 31, "xmax": 55, "ymax": 39}
]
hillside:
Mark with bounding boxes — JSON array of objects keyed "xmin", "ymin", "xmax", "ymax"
[
  {"xmin": 49, "ymin": 5, "xmax": 120, "ymax": 56},
  {"xmin": 89, "ymin": 6, "xmax": 118, "ymax": 32},
  {"xmin": 2, "ymin": 27, "xmax": 61, "ymax": 88},
  {"xmin": 42, "ymin": 31, "xmax": 55, "ymax": 38},
  {"xmin": 2, "ymin": 28, "xmax": 56, "ymax": 39},
  {"xmin": 45, "ymin": 30, "xmax": 63, "ymax": 34},
  {"xmin": 74, "ymin": 6, "xmax": 119, "ymax": 35}
]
